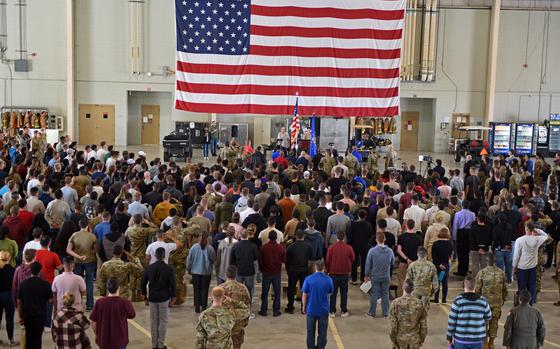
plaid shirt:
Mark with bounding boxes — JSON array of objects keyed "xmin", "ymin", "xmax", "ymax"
[{"xmin": 52, "ymin": 307, "xmax": 92, "ymax": 349}]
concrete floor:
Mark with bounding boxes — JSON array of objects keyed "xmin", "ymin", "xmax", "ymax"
[
  {"xmin": 20, "ymin": 146, "xmax": 555, "ymax": 348},
  {"xmin": 10, "ymin": 268, "xmax": 560, "ymax": 349}
]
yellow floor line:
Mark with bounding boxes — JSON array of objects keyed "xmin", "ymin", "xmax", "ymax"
[
  {"xmin": 438, "ymin": 303, "xmax": 560, "ymax": 348},
  {"xmin": 328, "ymin": 317, "xmax": 346, "ymax": 349}
]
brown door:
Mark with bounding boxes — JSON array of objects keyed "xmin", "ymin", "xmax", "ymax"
[
  {"xmin": 79, "ymin": 104, "xmax": 115, "ymax": 145},
  {"xmin": 141, "ymin": 105, "xmax": 160, "ymax": 144},
  {"xmin": 400, "ymin": 111, "xmax": 419, "ymax": 151}
]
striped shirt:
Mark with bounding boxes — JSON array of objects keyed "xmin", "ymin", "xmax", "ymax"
[{"xmin": 447, "ymin": 292, "xmax": 492, "ymax": 343}]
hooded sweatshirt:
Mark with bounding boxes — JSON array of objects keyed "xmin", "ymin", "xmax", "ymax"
[
  {"xmin": 447, "ymin": 292, "xmax": 492, "ymax": 343},
  {"xmin": 364, "ymin": 244, "xmax": 394, "ymax": 279},
  {"xmin": 304, "ymin": 228, "xmax": 324, "ymax": 261},
  {"xmin": 513, "ymin": 229, "xmax": 551, "ymax": 270},
  {"xmin": 12, "ymin": 262, "xmax": 33, "ymax": 304}
]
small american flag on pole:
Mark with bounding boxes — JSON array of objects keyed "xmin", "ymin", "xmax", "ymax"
[
  {"xmin": 175, "ymin": 0, "xmax": 404, "ymax": 117},
  {"xmin": 290, "ymin": 94, "xmax": 300, "ymax": 148}
]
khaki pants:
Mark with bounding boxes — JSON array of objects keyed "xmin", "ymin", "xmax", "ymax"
[
  {"xmin": 469, "ymin": 251, "xmax": 490, "ymax": 277},
  {"xmin": 397, "ymin": 263, "xmax": 408, "ymax": 297}
]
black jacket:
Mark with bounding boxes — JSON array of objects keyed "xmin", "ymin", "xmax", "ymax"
[
  {"xmin": 141, "ymin": 260, "xmax": 176, "ymax": 302},
  {"xmin": 347, "ymin": 219, "xmax": 374, "ymax": 249},
  {"xmin": 230, "ymin": 240, "xmax": 258, "ymax": 276},
  {"xmin": 286, "ymin": 240, "xmax": 313, "ymax": 273},
  {"xmin": 313, "ymin": 207, "xmax": 333, "ymax": 234}
]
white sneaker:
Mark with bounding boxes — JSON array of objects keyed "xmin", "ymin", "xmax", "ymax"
[
  {"xmin": 249, "ymin": 313, "xmax": 256, "ymax": 320},
  {"xmin": 329, "ymin": 312, "xmax": 336, "ymax": 318},
  {"xmin": 341, "ymin": 312, "xmax": 350, "ymax": 318}
]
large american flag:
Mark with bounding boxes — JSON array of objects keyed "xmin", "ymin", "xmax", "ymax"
[{"xmin": 175, "ymin": 0, "xmax": 404, "ymax": 117}]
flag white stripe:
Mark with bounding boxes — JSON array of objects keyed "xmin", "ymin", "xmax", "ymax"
[
  {"xmin": 254, "ymin": 0, "xmax": 406, "ymax": 11},
  {"xmin": 177, "ymin": 52, "xmax": 401, "ymax": 69},
  {"xmin": 251, "ymin": 35, "xmax": 401, "ymax": 50},
  {"xmin": 177, "ymin": 71, "xmax": 400, "ymax": 88},
  {"xmin": 251, "ymin": 15, "xmax": 404, "ymax": 30},
  {"xmin": 176, "ymin": 91, "xmax": 399, "ymax": 108}
]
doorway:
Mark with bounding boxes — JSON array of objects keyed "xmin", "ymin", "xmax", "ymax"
[
  {"xmin": 400, "ymin": 111, "xmax": 420, "ymax": 151},
  {"xmin": 141, "ymin": 105, "xmax": 160, "ymax": 144},
  {"xmin": 78, "ymin": 104, "xmax": 115, "ymax": 145}
]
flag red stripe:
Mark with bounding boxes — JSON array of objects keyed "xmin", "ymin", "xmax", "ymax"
[
  {"xmin": 175, "ymin": 100, "xmax": 399, "ymax": 117},
  {"xmin": 250, "ymin": 45, "xmax": 400, "ymax": 59},
  {"xmin": 176, "ymin": 81, "xmax": 399, "ymax": 98},
  {"xmin": 251, "ymin": 5, "xmax": 404, "ymax": 20},
  {"xmin": 176, "ymin": 62, "xmax": 399, "ymax": 79},
  {"xmin": 251, "ymin": 25, "xmax": 402, "ymax": 40}
]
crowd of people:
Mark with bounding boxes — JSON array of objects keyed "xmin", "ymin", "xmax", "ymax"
[{"xmin": 0, "ymin": 128, "xmax": 556, "ymax": 349}]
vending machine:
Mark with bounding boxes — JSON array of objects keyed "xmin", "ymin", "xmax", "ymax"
[
  {"xmin": 548, "ymin": 114, "xmax": 560, "ymax": 156},
  {"xmin": 489, "ymin": 122, "xmax": 513, "ymax": 155},
  {"xmin": 537, "ymin": 124, "xmax": 549, "ymax": 156},
  {"xmin": 514, "ymin": 123, "xmax": 538, "ymax": 156}
]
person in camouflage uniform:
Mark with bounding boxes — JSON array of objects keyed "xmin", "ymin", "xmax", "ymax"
[
  {"xmin": 343, "ymin": 151, "xmax": 358, "ymax": 179},
  {"xmin": 185, "ymin": 219, "xmax": 203, "ymax": 248},
  {"xmin": 389, "ymin": 279, "xmax": 427, "ymax": 349},
  {"xmin": 196, "ymin": 286, "xmax": 250, "ymax": 349},
  {"xmin": 475, "ymin": 254, "xmax": 508, "ymax": 349},
  {"xmin": 97, "ymin": 245, "xmax": 143, "ymax": 300},
  {"xmin": 220, "ymin": 266, "xmax": 251, "ymax": 349},
  {"xmin": 165, "ymin": 216, "xmax": 191, "ymax": 305},
  {"xmin": 405, "ymin": 247, "xmax": 438, "ymax": 311},
  {"xmin": 125, "ymin": 214, "xmax": 159, "ymax": 301},
  {"xmin": 533, "ymin": 154, "xmax": 545, "ymax": 186},
  {"xmin": 366, "ymin": 149, "xmax": 381, "ymax": 174},
  {"xmin": 319, "ymin": 149, "xmax": 336, "ymax": 176}
]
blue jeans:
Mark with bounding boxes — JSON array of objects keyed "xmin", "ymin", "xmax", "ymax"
[
  {"xmin": 434, "ymin": 263, "xmax": 449, "ymax": 302},
  {"xmin": 516, "ymin": 267, "xmax": 537, "ymax": 305},
  {"xmin": 494, "ymin": 249, "xmax": 513, "ymax": 283},
  {"xmin": 452, "ymin": 342, "xmax": 483, "ymax": 349},
  {"xmin": 203, "ymin": 143, "xmax": 210, "ymax": 157},
  {"xmin": 75, "ymin": 262, "xmax": 96, "ymax": 308},
  {"xmin": 211, "ymin": 138, "xmax": 217, "ymax": 156},
  {"xmin": 369, "ymin": 277, "xmax": 390, "ymax": 316},
  {"xmin": 306, "ymin": 315, "xmax": 328, "ymax": 349},
  {"xmin": 236, "ymin": 274, "xmax": 255, "ymax": 301},
  {"xmin": 261, "ymin": 274, "xmax": 281, "ymax": 314}
]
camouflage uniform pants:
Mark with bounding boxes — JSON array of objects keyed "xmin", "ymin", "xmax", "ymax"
[
  {"xmin": 130, "ymin": 273, "xmax": 143, "ymax": 302},
  {"xmin": 172, "ymin": 263, "xmax": 187, "ymax": 305},
  {"xmin": 232, "ymin": 329, "xmax": 245, "ymax": 349},
  {"xmin": 393, "ymin": 342, "xmax": 420, "ymax": 349},
  {"xmin": 412, "ymin": 289, "xmax": 431, "ymax": 312},
  {"xmin": 487, "ymin": 304, "xmax": 502, "ymax": 338},
  {"xmin": 397, "ymin": 263, "xmax": 408, "ymax": 297}
]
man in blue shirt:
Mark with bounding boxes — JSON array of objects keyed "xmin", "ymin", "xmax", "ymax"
[
  {"xmin": 93, "ymin": 211, "xmax": 112, "ymax": 241},
  {"xmin": 302, "ymin": 260, "xmax": 333, "ymax": 349}
]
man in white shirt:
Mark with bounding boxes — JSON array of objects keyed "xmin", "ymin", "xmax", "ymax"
[
  {"xmin": 96, "ymin": 141, "xmax": 108, "ymax": 161},
  {"xmin": 86, "ymin": 144, "xmax": 98, "ymax": 162},
  {"xmin": 402, "ymin": 194, "xmax": 427, "ymax": 233},
  {"xmin": 437, "ymin": 177, "xmax": 452, "ymax": 199},
  {"xmin": 23, "ymin": 228, "xmax": 43, "ymax": 254},
  {"xmin": 239, "ymin": 198, "xmax": 256, "ymax": 225},
  {"xmin": 513, "ymin": 223, "xmax": 552, "ymax": 304},
  {"xmin": 145, "ymin": 230, "xmax": 183, "ymax": 265}
]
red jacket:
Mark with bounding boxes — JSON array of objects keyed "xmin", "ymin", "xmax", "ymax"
[
  {"xmin": 325, "ymin": 241, "xmax": 355, "ymax": 275},
  {"xmin": 3, "ymin": 216, "xmax": 27, "ymax": 249},
  {"xmin": 258, "ymin": 241, "xmax": 285, "ymax": 276},
  {"xmin": 18, "ymin": 209, "xmax": 35, "ymax": 232}
]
